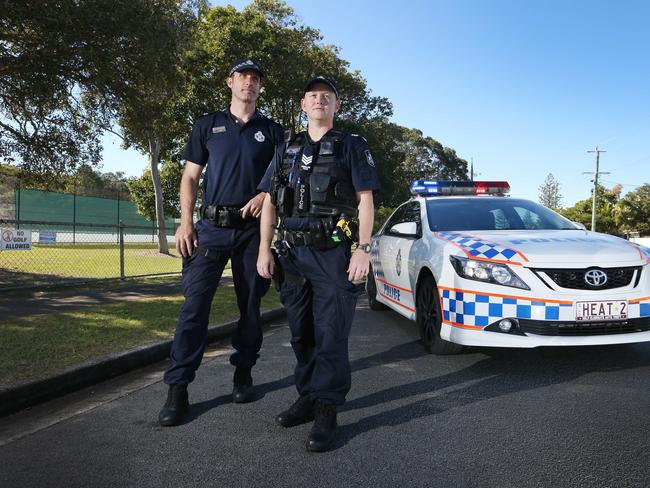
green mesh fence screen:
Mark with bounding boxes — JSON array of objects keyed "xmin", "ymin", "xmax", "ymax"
[{"xmin": 15, "ymin": 189, "xmax": 175, "ymax": 233}]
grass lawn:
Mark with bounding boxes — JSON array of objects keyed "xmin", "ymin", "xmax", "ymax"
[
  {"xmin": 0, "ymin": 243, "xmax": 184, "ymax": 288},
  {"xmin": 0, "ymin": 282, "xmax": 281, "ymax": 387}
]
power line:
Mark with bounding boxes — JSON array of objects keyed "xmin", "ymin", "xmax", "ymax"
[{"xmin": 599, "ymin": 179, "xmax": 644, "ymax": 188}]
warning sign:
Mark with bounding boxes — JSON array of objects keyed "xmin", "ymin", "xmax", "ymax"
[{"xmin": 1, "ymin": 228, "xmax": 32, "ymax": 251}]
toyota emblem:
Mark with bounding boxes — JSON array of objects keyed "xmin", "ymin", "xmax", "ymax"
[{"xmin": 584, "ymin": 269, "xmax": 608, "ymax": 287}]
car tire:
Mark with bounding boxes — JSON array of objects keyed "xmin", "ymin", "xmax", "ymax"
[
  {"xmin": 366, "ymin": 265, "xmax": 388, "ymax": 311},
  {"xmin": 416, "ymin": 275, "xmax": 463, "ymax": 355}
]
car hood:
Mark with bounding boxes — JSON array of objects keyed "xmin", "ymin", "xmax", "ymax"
[{"xmin": 437, "ymin": 229, "xmax": 650, "ymax": 267}]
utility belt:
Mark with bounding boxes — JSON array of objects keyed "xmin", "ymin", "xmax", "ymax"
[
  {"xmin": 277, "ymin": 217, "xmax": 343, "ymax": 251},
  {"xmin": 200, "ymin": 204, "xmax": 246, "ymax": 228}
]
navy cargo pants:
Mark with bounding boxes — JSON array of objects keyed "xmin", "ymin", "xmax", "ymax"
[
  {"xmin": 164, "ymin": 221, "xmax": 270, "ymax": 385},
  {"xmin": 279, "ymin": 244, "xmax": 359, "ymax": 406}
]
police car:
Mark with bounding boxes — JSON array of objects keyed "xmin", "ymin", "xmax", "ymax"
[{"xmin": 366, "ymin": 180, "xmax": 650, "ymax": 354}]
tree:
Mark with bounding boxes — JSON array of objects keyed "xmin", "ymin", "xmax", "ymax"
[
  {"xmin": 104, "ymin": 1, "xmax": 199, "ymax": 253},
  {"xmin": 560, "ymin": 184, "xmax": 623, "ymax": 235},
  {"xmin": 127, "ymin": 160, "xmax": 184, "ymax": 221},
  {"xmin": 538, "ymin": 173, "xmax": 562, "ymax": 209},
  {"xmin": 64, "ymin": 164, "xmax": 105, "ymax": 195},
  {"xmin": 1, "ymin": 0, "xmax": 199, "ymax": 252},
  {"xmin": 615, "ymin": 183, "xmax": 650, "ymax": 236},
  {"xmin": 348, "ymin": 125, "xmax": 468, "ymax": 207}
]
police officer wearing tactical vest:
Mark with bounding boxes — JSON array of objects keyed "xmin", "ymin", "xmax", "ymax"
[
  {"xmin": 257, "ymin": 76, "xmax": 380, "ymax": 451},
  {"xmin": 158, "ymin": 59, "xmax": 283, "ymax": 427}
]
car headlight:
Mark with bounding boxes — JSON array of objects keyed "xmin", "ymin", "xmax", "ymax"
[{"xmin": 449, "ymin": 255, "xmax": 530, "ymax": 290}]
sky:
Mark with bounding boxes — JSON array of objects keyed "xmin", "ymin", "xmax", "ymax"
[{"xmin": 100, "ymin": 0, "xmax": 650, "ymax": 206}]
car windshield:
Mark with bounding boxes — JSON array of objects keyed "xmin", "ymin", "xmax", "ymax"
[{"xmin": 425, "ymin": 197, "xmax": 578, "ymax": 232}]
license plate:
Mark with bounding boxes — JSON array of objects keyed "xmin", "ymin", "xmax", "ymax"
[{"xmin": 575, "ymin": 300, "xmax": 628, "ymax": 321}]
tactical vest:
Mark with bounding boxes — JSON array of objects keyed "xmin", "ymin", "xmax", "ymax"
[{"xmin": 277, "ymin": 130, "xmax": 358, "ymax": 218}]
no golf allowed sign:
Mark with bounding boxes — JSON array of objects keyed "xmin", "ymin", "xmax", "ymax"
[{"xmin": 1, "ymin": 228, "xmax": 32, "ymax": 251}]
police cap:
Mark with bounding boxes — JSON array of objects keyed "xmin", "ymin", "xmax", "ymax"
[
  {"xmin": 228, "ymin": 59, "xmax": 264, "ymax": 78},
  {"xmin": 303, "ymin": 76, "xmax": 338, "ymax": 99}
]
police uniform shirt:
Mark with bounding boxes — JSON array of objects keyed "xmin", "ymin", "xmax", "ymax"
[
  {"xmin": 182, "ymin": 108, "xmax": 283, "ymax": 246},
  {"xmin": 258, "ymin": 130, "xmax": 381, "ymax": 194}
]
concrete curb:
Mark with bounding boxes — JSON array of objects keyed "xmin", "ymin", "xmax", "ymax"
[{"xmin": 0, "ymin": 307, "xmax": 287, "ymax": 418}]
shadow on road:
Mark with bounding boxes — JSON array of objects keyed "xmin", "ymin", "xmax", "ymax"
[
  {"xmin": 336, "ymin": 343, "xmax": 650, "ymax": 449},
  {"xmin": 184, "ymin": 340, "xmax": 429, "ymax": 421}
]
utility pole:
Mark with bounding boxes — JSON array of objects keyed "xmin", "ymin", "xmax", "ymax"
[
  {"xmin": 470, "ymin": 158, "xmax": 480, "ymax": 180},
  {"xmin": 583, "ymin": 146, "xmax": 609, "ymax": 232}
]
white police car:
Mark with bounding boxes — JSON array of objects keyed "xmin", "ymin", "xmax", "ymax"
[{"xmin": 367, "ymin": 180, "xmax": 650, "ymax": 354}]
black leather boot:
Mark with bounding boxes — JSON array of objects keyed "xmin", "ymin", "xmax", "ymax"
[
  {"xmin": 158, "ymin": 384, "xmax": 189, "ymax": 427},
  {"xmin": 232, "ymin": 366, "xmax": 255, "ymax": 403},
  {"xmin": 276, "ymin": 396, "xmax": 314, "ymax": 427},
  {"xmin": 306, "ymin": 400, "xmax": 337, "ymax": 452}
]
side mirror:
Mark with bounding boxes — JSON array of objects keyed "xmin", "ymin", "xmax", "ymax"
[{"xmin": 390, "ymin": 221, "xmax": 419, "ymax": 237}]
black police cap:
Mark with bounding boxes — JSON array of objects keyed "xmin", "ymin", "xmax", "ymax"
[
  {"xmin": 303, "ymin": 76, "xmax": 338, "ymax": 98},
  {"xmin": 228, "ymin": 59, "xmax": 264, "ymax": 78}
]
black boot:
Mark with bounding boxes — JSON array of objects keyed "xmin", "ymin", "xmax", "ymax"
[
  {"xmin": 306, "ymin": 400, "xmax": 337, "ymax": 452},
  {"xmin": 276, "ymin": 396, "xmax": 314, "ymax": 428},
  {"xmin": 232, "ymin": 366, "xmax": 255, "ymax": 403},
  {"xmin": 158, "ymin": 384, "xmax": 189, "ymax": 427}
]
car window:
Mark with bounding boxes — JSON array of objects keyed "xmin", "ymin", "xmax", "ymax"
[
  {"xmin": 513, "ymin": 207, "xmax": 545, "ymax": 229},
  {"xmin": 383, "ymin": 205, "xmax": 408, "ymax": 231},
  {"xmin": 490, "ymin": 208, "xmax": 512, "ymax": 230},
  {"xmin": 426, "ymin": 198, "xmax": 577, "ymax": 231},
  {"xmin": 383, "ymin": 201, "xmax": 421, "ymax": 236}
]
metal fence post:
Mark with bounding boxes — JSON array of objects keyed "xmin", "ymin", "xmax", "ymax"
[
  {"xmin": 15, "ymin": 182, "xmax": 20, "ymax": 229},
  {"xmin": 119, "ymin": 220, "xmax": 125, "ymax": 279},
  {"xmin": 72, "ymin": 185, "xmax": 77, "ymax": 245},
  {"xmin": 116, "ymin": 188, "xmax": 121, "ymax": 245}
]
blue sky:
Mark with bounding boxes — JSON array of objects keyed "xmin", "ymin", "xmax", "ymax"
[{"xmin": 101, "ymin": 0, "xmax": 650, "ymax": 206}]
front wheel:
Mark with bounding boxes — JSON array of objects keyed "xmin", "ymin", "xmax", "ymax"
[
  {"xmin": 366, "ymin": 264, "xmax": 388, "ymax": 311},
  {"xmin": 416, "ymin": 275, "xmax": 463, "ymax": 355}
]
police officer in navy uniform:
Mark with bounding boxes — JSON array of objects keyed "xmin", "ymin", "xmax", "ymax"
[
  {"xmin": 158, "ymin": 59, "xmax": 283, "ymax": 427},
  {"xmin": 257, "ymin": 76, "xmax": 380, "ymax": 451}
]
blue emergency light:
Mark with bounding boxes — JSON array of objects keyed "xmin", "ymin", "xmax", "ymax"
[{"xmin": 410, "ymin": 180, "xmax": 510, "ymax": 196}]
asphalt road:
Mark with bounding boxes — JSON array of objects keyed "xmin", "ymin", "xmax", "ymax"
[{"xmin": 1, "ymin": 297, "xmax": 649, "ymax": 488}]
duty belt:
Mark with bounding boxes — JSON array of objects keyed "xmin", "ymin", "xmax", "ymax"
[
  {"xmin": 279, "ymin": 218, "xmax": 339, "ymax": 250},
  {"xmin": 200, "ymin": 204, "xmax": 245, "ymax": 228}
]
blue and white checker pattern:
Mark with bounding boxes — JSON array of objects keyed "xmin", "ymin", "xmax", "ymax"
[
  {"xmin": 629, "ymin": 298, "xmax": 650, "ymax": 319},
  {"xmin": 440, "ymin": 288, "xmax": 573, "ymax": 327},
  {"xmin": 371, "ymin": 240, "xmax": 385, "ymax": 278},
  {"xmin": 437, "ymin": 231, "xmax": 523, "ymax": 262}
]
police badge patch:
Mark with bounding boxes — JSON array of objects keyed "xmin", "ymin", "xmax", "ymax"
[
  {"xmin": 364, "ymin": 149, "xmax": 375, "ymax": 167},
  {"xmin": 254, "ymin": 131, "xmax": 265, "ymax": 142}
]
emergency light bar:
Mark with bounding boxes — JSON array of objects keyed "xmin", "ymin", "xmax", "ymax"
[{"xmin": 410, "ymin": 180, "xmax": 510, "ymax": 196}]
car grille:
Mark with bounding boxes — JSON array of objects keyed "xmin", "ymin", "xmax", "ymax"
[
  {"xmin": 518, "ymin": 317, "xmax": 650, "ymax": 336},
  {"xmin": 533, "ymin": 266, "xmax": 640, "ymax": 290}
]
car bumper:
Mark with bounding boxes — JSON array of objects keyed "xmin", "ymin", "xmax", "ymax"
[
  {"xmin": 444, "ymin": 323, "xmax": 650, "ymax": 347},
  {"xmin": 437, "ymin": 283, "xmax": 650, "ymax": 347}
]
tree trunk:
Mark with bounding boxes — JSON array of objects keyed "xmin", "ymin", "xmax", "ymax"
[{"xmin": 148, "ymin": 137, "xmax": 169, "ymax": 254}]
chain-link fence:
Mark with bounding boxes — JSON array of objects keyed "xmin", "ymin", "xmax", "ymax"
[{"xmin": 0, "ymin": 219, "xmax": 182, "ymax": 291}]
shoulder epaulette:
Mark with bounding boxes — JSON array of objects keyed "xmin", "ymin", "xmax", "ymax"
[{"xmin": 350, "ymin": 133, "xmax": 368, "ymax": 144}]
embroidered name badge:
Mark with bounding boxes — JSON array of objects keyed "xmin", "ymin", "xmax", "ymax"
[
  {"xmin": 212, "ymin": 126, "xmax": 226, "ymax": 134},
  {"xmin": 254, "ymin": 131, "xmax": 265, "ymax": 142}
]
